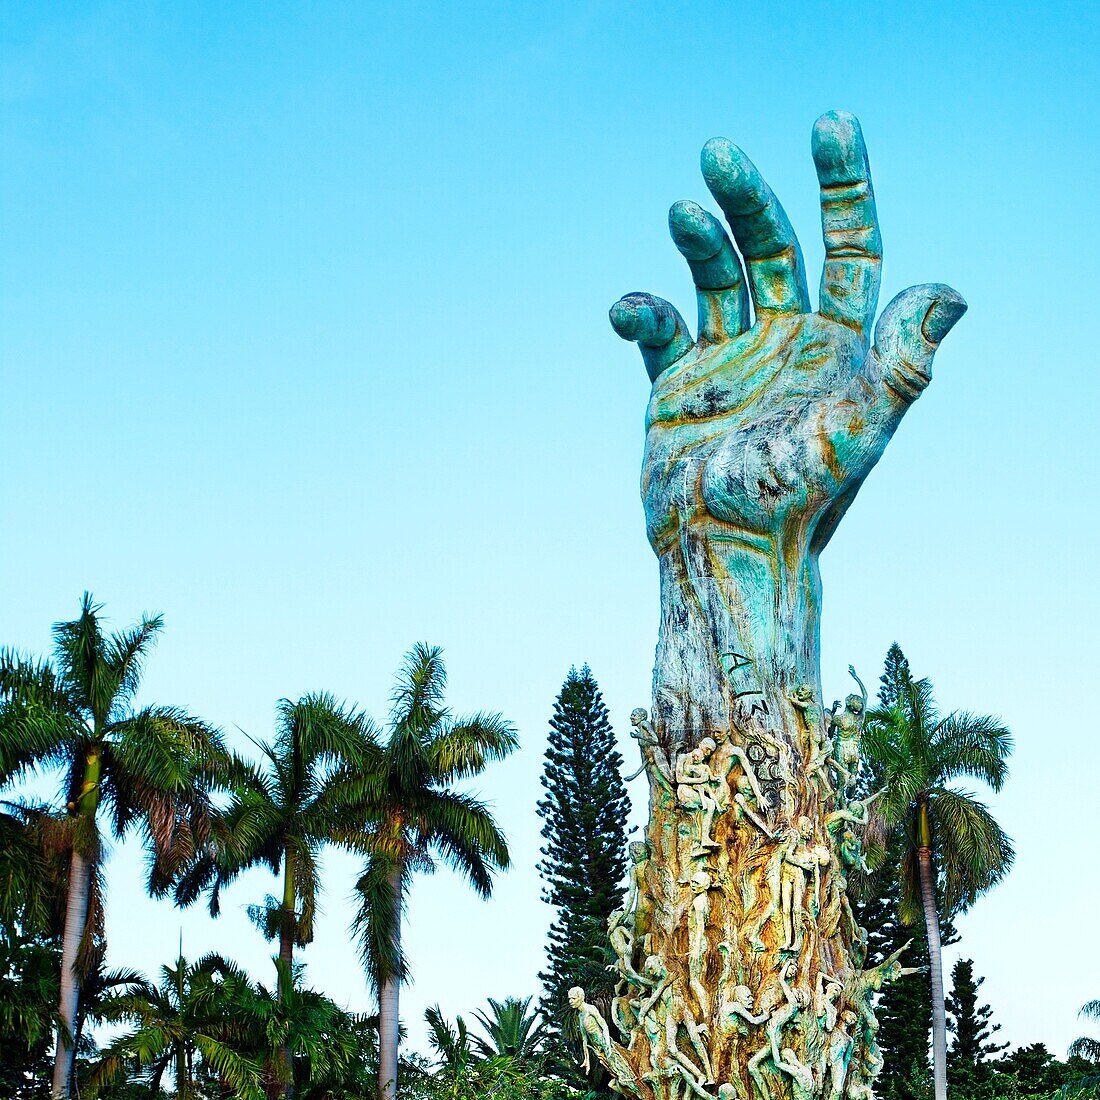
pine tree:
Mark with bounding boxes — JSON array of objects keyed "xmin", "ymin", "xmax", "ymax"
[
  {"xmin": 856, "ymin": 855, "xmax": 931, "ymax": 1100},
  {"xmin": 537, "ymin": 666, "xmax": 630, "ymax": 1089},
  {"xmin": 989, "ymin": 1043, "xmax": 1073, "ymax": 1097},
  {"xmin": 947, "ymin": 959, "xmax": 1008, "ymax": 1099},
  {"xmin": 879, "ymin": 641, "xmax": 913, "ymax": 708}
]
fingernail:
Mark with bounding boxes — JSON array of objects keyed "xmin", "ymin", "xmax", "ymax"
[{"xmin": 922, "ymin": 292, "xmax": 968, "ymax": 343}]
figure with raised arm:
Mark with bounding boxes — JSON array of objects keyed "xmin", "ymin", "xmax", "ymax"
[{"xmin": 828, "ymin": 668, "xmax": 867, "ymax": 797}]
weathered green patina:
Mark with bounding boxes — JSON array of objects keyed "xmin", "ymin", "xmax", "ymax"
[{"xmin": 572, "ymin": 112, "xmax": 965, "ymax": 1100}]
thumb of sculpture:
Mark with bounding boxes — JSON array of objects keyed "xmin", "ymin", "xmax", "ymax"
[{"xmin": 871, "ymin": 283, "xmax": 968, "ymax": 405}]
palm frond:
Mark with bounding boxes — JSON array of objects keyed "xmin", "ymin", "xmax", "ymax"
[
  {"xmin": 428, "ymin": 713, "xmax": 518, "ymax": 783},
  {"xmin": 425, "ymin": 1003, "xmax": 473, "ymax": 1072},
  {"xmin": 419, "ymin": 788, "xmax": 510, "ymax": 897},
  {"xmin": 351, "ymin": 851, "xmax": 406, "ymax": 994},
  {"xmin": 52, "ymin": 593, "xmax": 112, "ymax": 723},
  {"xmin": 471, "ymin": 995, "xmax": 546, "ymax": 1060},
  {"xmin": 107, "ymin": 705, "xmax": 225, "ymax": 796},
  {"xmin": 0, "ymin": 651, "xmax": 81, "ymax": 785},
  {"xmin": 105, "ymin": 613, "xmax": 164, "ymax": 713},
  {"xmin": 390, "ymin": 643, "xmax": 448, "ymax": 728},
  {"xmin": 279, "ymin": 692, "xmax": 380, "ymax": 771},
  {"xmin": 1070, "ymin": 1038, "xmax": 1100, "ymax": 1063},
  {"xmin": 930, "ymin": 786, "xmax": 1014, "ymax": 915},
  {"xmin": 931, "ymin": 712, "xmax": 1012, "ymax": 791}
]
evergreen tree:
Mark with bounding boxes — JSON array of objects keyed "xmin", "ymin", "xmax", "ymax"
[
  {"xmin": 857, "ymin": 855, "xmax": 931, "ymax": 1100},
  {"xmin": 879, "ymin": 642, "xmax": 913, "ymax": 708},
  {"xmin": 946, "ymin": 959, "xmax": 1007, "ymax": 1099},
  {"xmin": 537, "ymin": 666, "xmax": 630, "ymax": 1088},
  {"xmin": 989, "ymin": 1043, "xmax": 1074, "ymax": 1097}
]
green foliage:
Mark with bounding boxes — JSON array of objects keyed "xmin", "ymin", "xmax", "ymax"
[
  {"xmin": 854, "ymin": 645, "xmax": 960, "ymax": 1100},
  {"xmin": 946, "ymin": 959, "xmax": 1007, "ymax": 1099},
  {"xmin": 0, "ymin": 928, "xmax": 59, "ymax": 1097},
  {"xmin": 0, "ymin": 595, "xmax": 226, "ymax": 899},
  {"xmin": 471, "ymin": 996, "xmax": 547, "ymax": 1061},
  {"xmin": 0, "ymin": 595, "xmax": 228, "ymax": 1095},
  {"xmin": 174, "ymin": 692, "xmax": 378, "ymax": 948},
  {"xmin": 85, "ymin": 952, "xmax": 373, "ymax": 1099},
  {"xmin": 423, "ymin": 1003, "xmax": 568, "ymax": 1100},
  {"xmin": 536, "ymin": 666, "xmax": 629, "ymax": 1088},
  {"xmin": 1071, "ymin": 1002, "xmax": 1100, "ymax": 1064},
  {"xmin": 879, "ymin": 642, "xmax": 914, "ymax": 709},
  {"xmin": 865, "ymin": 674, "xmax": 1014, "ymax": 924}
]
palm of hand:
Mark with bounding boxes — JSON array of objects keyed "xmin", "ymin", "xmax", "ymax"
[{"xmin": 611, "ymin": 112, "xmax": 966, "ymax": 555}]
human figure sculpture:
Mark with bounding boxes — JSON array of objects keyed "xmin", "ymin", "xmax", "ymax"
[
  {"xmin": 824, "ymin": 790, "xmax": 882, "ymax": 835},
  {"xmin": 570, "ymin": 986, "xmax": 641, "ymax": 1095},
  {"xmin": 789, "ymin": 685, "xmax": 835, "ymax": 800},
  {"xmin": 776, "ymin": 1048, "xmax": 817, "ymax": 1100},
  {"xmin": 779, "ymin": 818, "xmax": 830, "ymax": 952},
  {"xmin": 592, "ymin": 109, "xmax": 966, "ymax": 1098},
  {"xmin": 837, "ymin": 828, "xmax": 869, "ymax": 877},
  {"xmin": 609, "ymin": 907, "xmax": 647, "ymax": 986},
  {"xmin": 846, "ymin": 942, "xmax": 922, "ymax": 1077},
  {"xmin": 828, "ymin": 669, "xmax": 867, "ymax": 796},
  {"xmin": 747, "ymin": 963, "xmax": 810, "ymax": 1100},
  {"xmin": 627, "ymin": 708, "xmax": 674, "ymax": 793},
  {"xmin": 825, "ymin": 1010, "xmax": 858, "ymax": 1100},
  {"xmin": 732, "ymin": 779, "xmax": 774, "ymax": 839},
  {"xmin": 716, "ymin": 982, "xmax": 769, "ymax": 1069},
  {"xmin": 634, "ymin": 956, "xmax": 715, "ymax": 1089},
  {"xmin": 675, "ymin": 739, "xmax": 722, "ymax": 854},
  {"xmin": 815, "ymin": 973, "xmax": 843, "ymax": 1034},
  {"xmin": 623, "ymin": 840, "xmax": 656, "ymax": 951},
  {"xmin": 685, "ymin": 870, "xmax": 715, "ymax": 1016}
]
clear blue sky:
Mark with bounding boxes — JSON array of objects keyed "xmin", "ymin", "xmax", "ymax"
[{"xmin": 3, "ymin": 0, "xmax": 1098, "ymax": 1060}]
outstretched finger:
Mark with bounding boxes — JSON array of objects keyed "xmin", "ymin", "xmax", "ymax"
[
  {"xmin": 668, "ymin": 200, "xmax": 749, "ymax": 345},
  {"xmin": 812, "ymin": 111, "xmax": 882, "ymax": 340},
  {"xmin": 610, "ymin": 293, "xmax": 694, "ymax": 383},
  {"xmin": 700, "ymin": 138, "xmax": 811, "ymax": 318},
  {"xmin": 869, "ymin": 284, "xmax": 967, "ymax": 408}
]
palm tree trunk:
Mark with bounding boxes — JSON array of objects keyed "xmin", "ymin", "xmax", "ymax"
[
  {"xmin": 279, "ymin": 848, "xmax": 296, "ymax": 1100},
  {"xmin": 177, "ymin": 1040, "xmax": 188, "ymax": 1100},
  {"xmin": 51, "ymin": 848, "xmax": 92, "ymax": 1099},
  {"xmin": 377, "ymin": 864, "xmax": 403, "ymax": 1100},
  {"xmin": 53, "ymin": 746, "xmax": 101, "ymax": 1100},
  {"xmin": 918, "ymin": 799, "xmax": 948, "ymax": 1100}
]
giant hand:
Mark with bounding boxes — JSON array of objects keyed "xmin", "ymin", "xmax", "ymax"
[{"xmin": 611, "ymin": 112, "xmax": 965, "ymax": 740}]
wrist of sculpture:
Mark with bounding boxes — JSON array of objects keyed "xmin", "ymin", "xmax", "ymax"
[{"xmin": 652, "ymin": 533, "xmax": 822, "ymax": 753}]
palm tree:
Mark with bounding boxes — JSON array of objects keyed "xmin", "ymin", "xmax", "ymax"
[
  {"xmin": 864, "ymin": 674, "xmax": 1014, "ymax": 1100},
  {"xmin": 425, "ymin": 1005, "xmax": 476, "ymax": 1099},
  {"xmin": 174, "ymin": 692, "xmax": 375, "ymax": 1098},
  {"xmin": 0, "ymin": 594, "xmax": 225, "ymax": 1098},
  {"xmin": 228, "ymin": 960, "xmax": 359, "ymax": 1099},
  {"xmin": 86, "ymin": 952, "xmax": 261, "ymax": 1098},
  {"xmin": 349, "ymin": 643, "xmax": 517, "ymax": 1100},
  {"xmin": 471, "ymin": 995, "xmax": 546, "ymax": 1061},
  {"xmin": 1071, "ymin": 1001, "xmax": 1100, "ymax": 1063}
]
